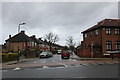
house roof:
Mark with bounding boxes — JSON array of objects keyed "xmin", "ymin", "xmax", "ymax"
[
  {"xmin": 82, "ymin": 19, "xmax": 120, "ymax": 33},
  {"xmin": 6, "ymin": 31, "xmax": 34, "ymax": 42},
  {"xmin": 38, "ymin": 39, "xmax": 44, "ymax": 44},
  {"xmin": 30, "ymin": 36, "xmax": 43, "ymax": 44}
]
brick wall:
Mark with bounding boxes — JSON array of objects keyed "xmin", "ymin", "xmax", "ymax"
[
  {"xmin": 83, "ymin": 28, "xmax": 102, "ymax": 49},
  {"xmin": 77, "ymin": 27, "xmax": 120, "ymax": 58},
  {"xmin": 101, "ymin": 27, "xmax": 120, "ymax": 53}
]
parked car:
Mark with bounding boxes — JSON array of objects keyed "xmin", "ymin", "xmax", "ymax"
[
  {"xmin": 61, "ymin": 51, "xmax": 70, "ymax": 59},
  {"xmin": 46, "ymin": 51, "xmax": 53, "ymax": 57},
  {"xmin": 67, "ymin": 50, "xmax": 74, "ymax": 55},
  {"xmin": 57, "ymin": 50, "xmax": 62, "ymax": 55},
  {"xmin": 39, "ymin": 52, "xmax": 50, "ymax": 58}
]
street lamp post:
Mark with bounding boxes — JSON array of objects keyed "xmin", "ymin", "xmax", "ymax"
[
  {"xmin": 18, "ymin": 23, "xmax": 26, "ymax": 33},
  {"xmin": 91, "ymin": 43, "xmax": 94, "ymax": 58},
  {"xmin": 17, "ymin": 23, "xmax": 26, "ymax": 62}
]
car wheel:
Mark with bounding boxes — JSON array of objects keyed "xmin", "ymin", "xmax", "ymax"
[
  {"xmin": 46, "ymin": 55, "xmax": 49, "ymax": 58},
  {"xmin": 67, "ymin": 57, "xmax": 70, "ymax": 59},
  {"xmin": 61, "ymin": 56, "xmax": 64, "ymax": 59}
]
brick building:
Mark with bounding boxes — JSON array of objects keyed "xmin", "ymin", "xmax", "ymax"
[
  {"xmin": 4, "ymin": 30, "xmax": 62, "ymax": 52},
  {"xmin": 5, "ymin": 31, "xmax": 35, "ymax": 52},
  {"xmin": 77, "ymin": 19, "xmax": 120, "ymax": 58}
]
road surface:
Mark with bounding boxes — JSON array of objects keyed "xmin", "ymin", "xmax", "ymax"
[{"xmin": 2, "ymin": 54, "xmax": 119, "ymax": 78}]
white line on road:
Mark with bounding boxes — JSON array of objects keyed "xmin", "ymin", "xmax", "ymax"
[
  {"xmin": 42, "ymin": 66, "xmax": 49, "ymax": 68},
  {"xmin": 13, "ymin": 67, "xmax": 22, "ymax": 71},
  {"xmin": 59, "ymin": 63, "xmax": 68, "ymax": 67},
  {"xmin": 73, "ymin": 59, "xmax": 77, "ymax": 61}
]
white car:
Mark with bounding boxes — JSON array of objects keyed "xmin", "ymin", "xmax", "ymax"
[
  {"xmin": 39, "ymin": 52, "xmax": 50, "ymax": 58},
  {"xmin": 57, "ymin": 50, "xmax": 62, "ymax": 54}
]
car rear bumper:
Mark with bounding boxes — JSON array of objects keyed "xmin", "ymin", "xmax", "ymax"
[{"xmin": 61, "ymin": 55, "xmax": 70, "ymax": 59}]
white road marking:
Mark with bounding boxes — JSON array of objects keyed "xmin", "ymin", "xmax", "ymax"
[
  {"xmin": 64, "ymin": 64, "xmax": 68, "ymax": 67},
  {"xmin": 82, "ymin": 64, "xmax": 89, "ymax": 66},
  {"xmin": 73, "ymin": 59, "xmax": 77, "ymax": 61},
  {"xmin": 13, "ymin": 67, "xmax": 21, "ymax": 71},
  {"xmin": 42, "ymin": 66, "xmax": 49, "ymax": 68},
  {"xmin": 58, "ymin": 63, "xmax": 68, "ymax": 67}
]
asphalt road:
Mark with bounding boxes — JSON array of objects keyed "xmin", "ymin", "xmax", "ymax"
[
  {"xmin": 1, "ymin": 54, "xmax": 120, "ymax": 79},
  {"xmin": 2, "ymin": 63, "xmax": 119, "ymax": 78},
  {"xmin": 19, "ymin": 54, "xmax": 78, "ymax": 64}
]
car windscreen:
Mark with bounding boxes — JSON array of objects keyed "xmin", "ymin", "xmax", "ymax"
[
  {"xmin": 46, "ymin": 51, "xmax": 52, "ymax": 54},
  {"xmin": 63, "ymin": 51, "xmax": 69, "ymax": 53}
]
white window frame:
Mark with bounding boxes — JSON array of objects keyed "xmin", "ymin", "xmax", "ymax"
[
  {"xmin": 85, "ymin": 33, "xmax": 87, "ymax": 38},
  {"xmin": 106, "ymin": 41, "xmax": 112, "ymax": 50},
  {"xmin": 32, "ymin": 42, "xmax": 34, "ymax": 47},
  {"xmin": 106, "ymin": 28, "xmax": 111, "ymax": 34},
  {"xmin": 115, "ymin": 28, "xmax": 120, "ymax": 34},
  {"xmin": 95, "ymin": 30, "xmax": 98, "ymax": 35},
  {"xmin": 116, "ymin": 41, "xmax": 120, "ymax": 50}
]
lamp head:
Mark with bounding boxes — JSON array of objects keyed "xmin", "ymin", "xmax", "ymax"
[{"xmin": 19, "ymin": 23, "xmax": 26, "ymax": 25}]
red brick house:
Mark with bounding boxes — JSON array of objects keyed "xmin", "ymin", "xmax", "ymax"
[
  {"xmin": 77, "ymin": 19, "xmax": 120, "ymax": 58},
  {"xmin": 4, "ymin": 30, "xmax": 61, "ymax": 52},
  {"xmin": 5, "ymin": 31, "xmax": 35, "ymax": 52}
]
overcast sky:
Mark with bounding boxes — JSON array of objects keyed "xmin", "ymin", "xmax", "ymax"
[{"xmin": 1, "ymin": 1, "xmax": 118, "ymax": 46}]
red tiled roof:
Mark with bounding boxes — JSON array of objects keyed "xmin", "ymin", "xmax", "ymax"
[{"xmin": 82, "ymin": 19, "xmax": 120, "ymax": 33}]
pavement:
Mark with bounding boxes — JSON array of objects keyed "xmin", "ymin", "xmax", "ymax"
[{"xmin": 1, "ymin": 54, "xmax": 119, "ymax": 70}]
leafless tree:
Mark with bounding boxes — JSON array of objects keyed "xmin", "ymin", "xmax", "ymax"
[
  {"xmin": 45, "ymin": 32, "xmax": 59, "ymax": 51},
  {"xmin": 66, "ymin": 36, "xmax": 76, "ymax": 51}
]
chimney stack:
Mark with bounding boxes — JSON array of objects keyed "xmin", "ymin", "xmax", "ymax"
[
  {"xmin": 39, "ymin": 37, "xmax": 42, "ymax": 40},
  {"xmin": 32, "ymin": 35, "xmax": 36, "ymax": 38},
  {"xmin": 21, "ymin": 30, "xmax": 25, "ymax": 34},
  {"xmin": 9, "ymin": 35, "xmax": 11, "ymax": 39}
]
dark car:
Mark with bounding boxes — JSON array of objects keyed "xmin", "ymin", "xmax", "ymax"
[
  {"xmin": 46, "ymin": 51, "xmax": 53, "ymax": 57},
  {"xmin": 61, "ymin": 51, "xmax": 70, "ymax": 59}
]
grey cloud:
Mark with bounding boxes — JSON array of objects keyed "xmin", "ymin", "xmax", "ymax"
[{"xmin": 2, "ymin": 2, "xmax": 118, "ymax": 45}]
